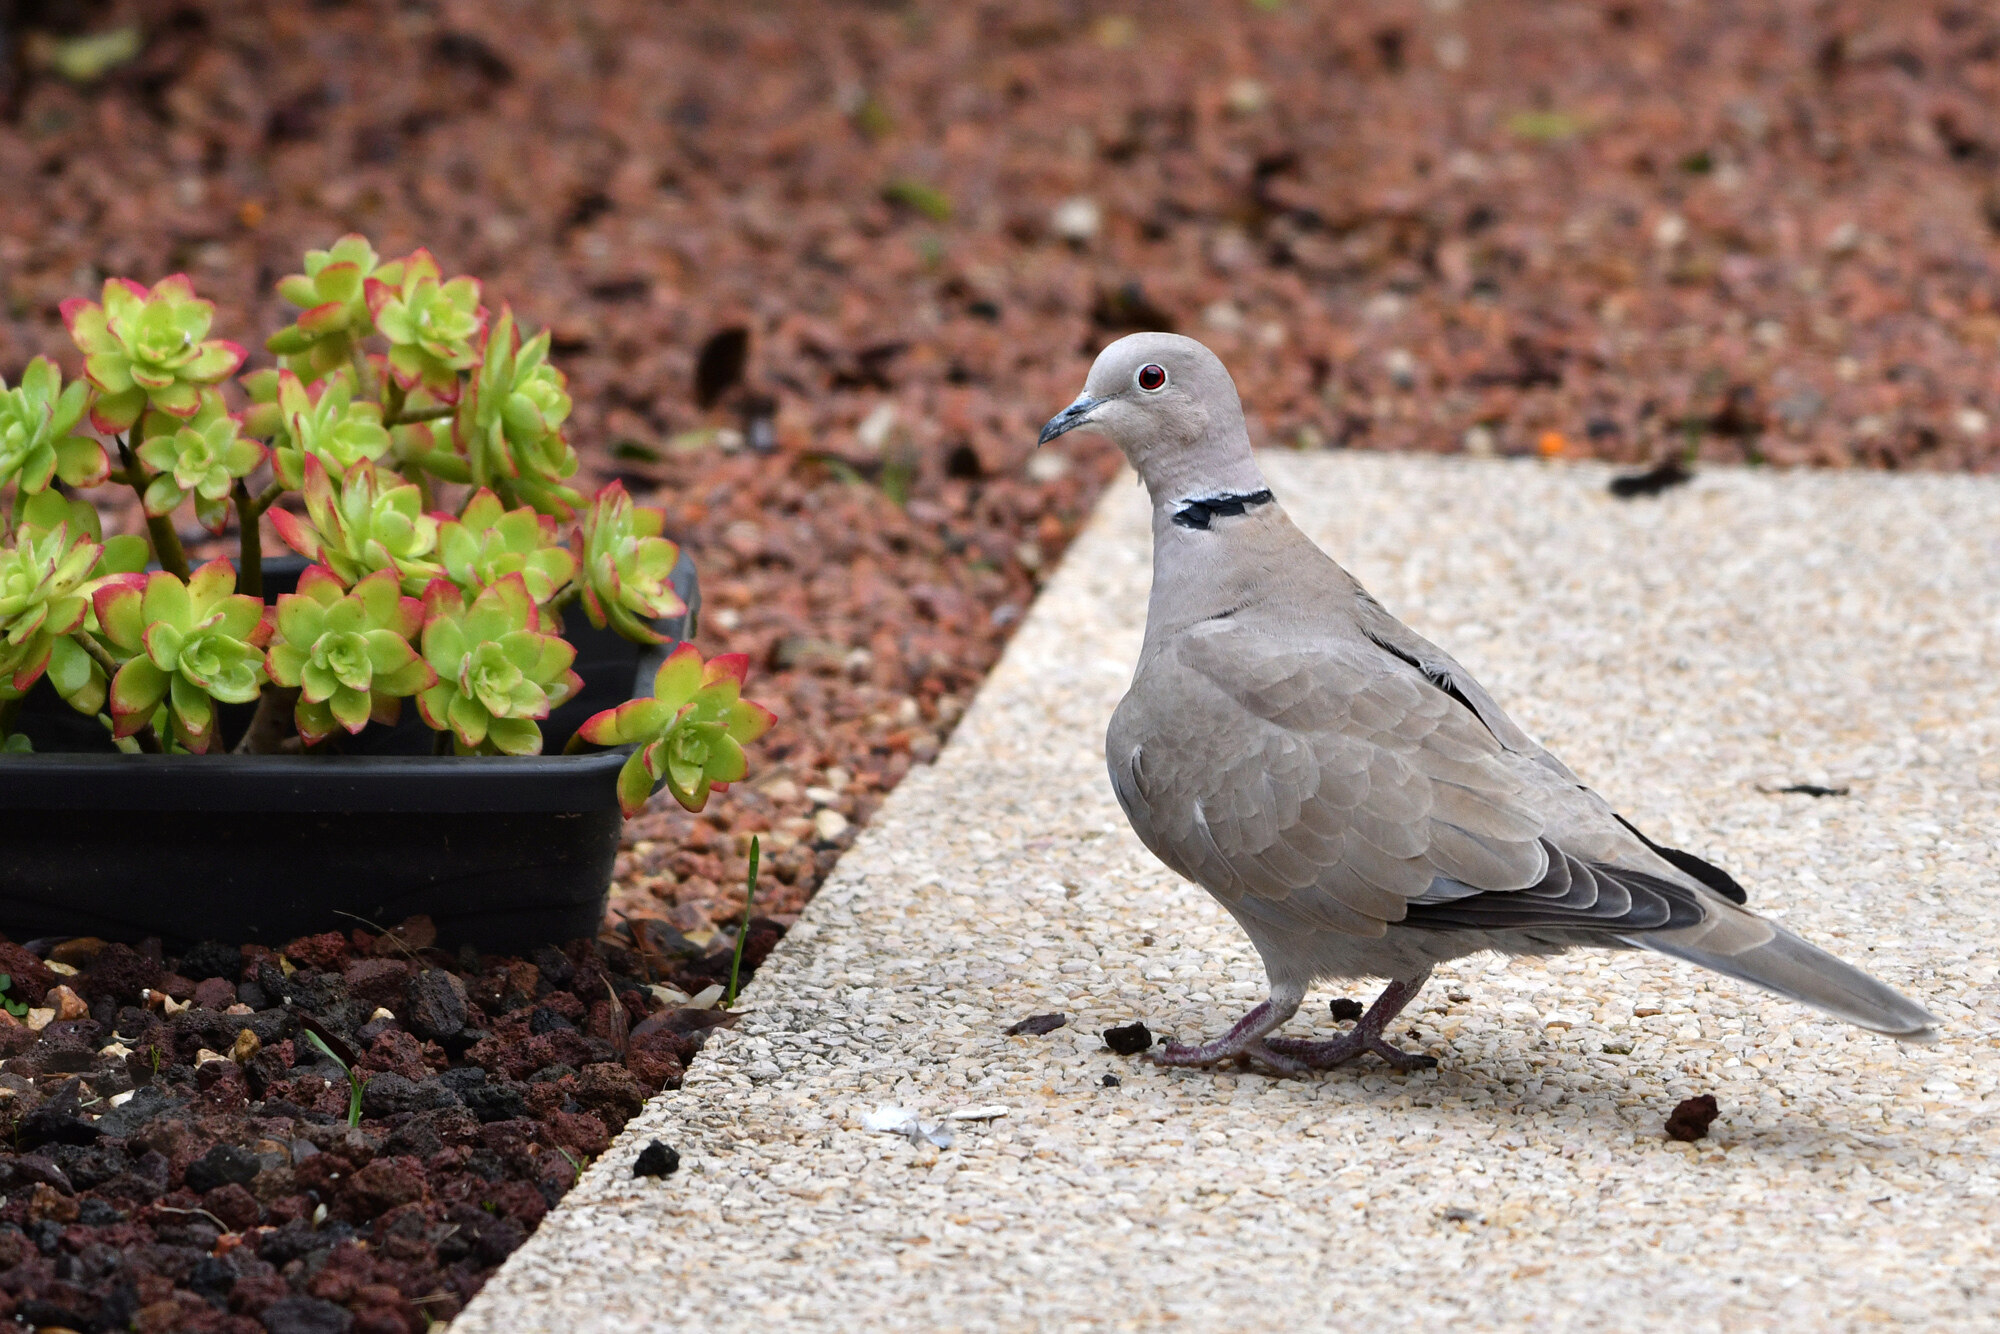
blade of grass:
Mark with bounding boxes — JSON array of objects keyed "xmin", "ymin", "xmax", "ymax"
[{"xmin": 723, "ymin": 835, "xmax": 760, "ymax": 1009}]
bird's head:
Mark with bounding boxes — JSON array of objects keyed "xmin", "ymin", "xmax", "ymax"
[{"xmin": 1039, "ymin": 332, "xmax": 1261, "ymax": 504}]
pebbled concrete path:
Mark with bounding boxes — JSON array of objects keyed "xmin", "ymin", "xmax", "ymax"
[{"xmin": 456, "ymin": 454, "xmax": 2000, "ymax": 1332}]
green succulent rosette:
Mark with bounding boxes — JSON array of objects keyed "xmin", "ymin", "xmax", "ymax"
[
  {"xmin": 0, "ymin": 356, "xmax": 108, "ymax": 495},
  {"xmin": 463, "ymin": 308, "xmax": 582, "ymax": 516},
  {"xmin": 132, "ymin": 392, "xmax": 266, "ymax": 533},
  {"xmin": 364, "ymin": 249, "xmax": 483, "ymax": 401},
  {"xmin": 414, "ymin": 573, "xmax": 580, "ymax": 755},
  {"xmin": 265, "ymin": 233, "xmax": 387, "ymax": 378},
  {"xmin": 0, "ymin": 492, "xmax": 147, "ymax": 713},
  {"xmin": 573, "ymin": 480, "xmax": 686, "ymax": 644},
  {"xmin": 264, "ymin": 369, "xmax": 392, "ymax": 488},
  {"xmin": 266, "ymin": 564, "xmax": 436, "ymax": 743},
  {"xmin": 577, "ymin": 644, "xmax": 775, "ymax": 816},
  {"xmin": 93, "ymin": 561, "xmax": 272, "ymax": 752},
  {"xmin": 436, "ymin": 488, "xmax": 577, "ymax": 604},
  {"xmin": 269, "ymin": 455, "xmax": 443, "ymax": 594},
  {"xmin": 60, "ymin": 274, "xmax": 247, "ymax": 435}
]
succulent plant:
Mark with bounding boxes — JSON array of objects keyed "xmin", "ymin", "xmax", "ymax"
[
  {"xmin": 365, "ymin": 250, "xmax": 483, "ymax": 401},
  {"xmin": 0, "ymin": 356, "xmax": 107, "ymax": 496},
  {"xmin": 61, "ymin": 275, "xmax": 247, "ymax": 435},
  {"xmin": 573, "ymin": 481, "xmax": 686, "ymax": 644},
  {"xmin": 463, "ymin": 308, "xmax": 582, "ymax": 516},
  {"xmin": 133, "ymin": 392, "xmax": 266, "ymax": 532},
  {"xmin": 436, "ymin": 489, "xmax": 577, "ymax": 603},
  {"xmin": 1, "ymin": 492, "xmax": 149, "ymax": 715},
  {"xmin": 94, "ymin": 562, "xmax": 271, "ymax": 752},
  {"xmin": 265, "ymin": 234, "xmax": 386, "ymax": 379},
  {"xmin": 266, "ymin": 566, "xmax": 435, "ymax": 743},
  {"xmin": 415, "ymin": 574, "xmax": 580, "ymax": 755},
  {"xmin": 269, "ymin": 456, "xmax": 443, "ymax": 593},
  {"xmin": 264, "ymin": 369, "xmax": 392, "ymax": 488},
  {"xmin": 578, "ymin": 644, "xmax": 775, "ymax": 816},
  {"xmin": 0, "ymin": 522, "xmax": 101, "ymax": 701}
]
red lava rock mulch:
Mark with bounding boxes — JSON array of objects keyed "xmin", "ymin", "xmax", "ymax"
[{"xmin": 0, "ymin": 920, "xmax": 769, "ymax": 1331}]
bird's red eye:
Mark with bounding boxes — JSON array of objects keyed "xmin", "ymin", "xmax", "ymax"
[{"xmin": 1137, "ymin": 363, "xmax": 1167, "ymax": 391}]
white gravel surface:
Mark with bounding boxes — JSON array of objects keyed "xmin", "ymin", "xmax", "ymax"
[{"xmin": 455, "ymin": 454, "xmax": 2000, "ymax": 1332}]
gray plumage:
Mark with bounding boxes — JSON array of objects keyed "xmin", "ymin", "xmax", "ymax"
[{"xmin": 1040, "ymin": 332, "xmax": 1935, "ymax": 1074}]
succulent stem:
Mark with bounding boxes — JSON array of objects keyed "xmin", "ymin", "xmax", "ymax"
[
  {"xmin": 383, "ymin": 404, "xmax": 456, "ymax": 427},
  {"xmin": 233, "ymin": 479, "xmax": 263, "ymax": 599},
  {"xmin": 233, "ymin": 686, "xmax": 300, "ymax": 755},
  {"xmin": 117, "ymin": 436, "xmax": 189, "ymax": 579}
]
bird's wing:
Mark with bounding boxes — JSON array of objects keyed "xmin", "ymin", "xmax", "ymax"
[
  {"xmin": 1110, "ymin": 621, "xmax": 1550, "ymax": 938},
  {"xmin": 1108, "ymin": 620, "xmax": 1752, "ymax": 942}
]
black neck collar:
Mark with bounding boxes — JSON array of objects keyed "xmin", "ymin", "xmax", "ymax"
[{"xmin": 1172, "ymin": 489, "xmax": 1274, "ymax": 530}]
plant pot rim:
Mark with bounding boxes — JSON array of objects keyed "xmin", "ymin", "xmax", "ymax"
[{"xmin": 0, "ymin": 747, "xmax": 633, "ymax": 812}]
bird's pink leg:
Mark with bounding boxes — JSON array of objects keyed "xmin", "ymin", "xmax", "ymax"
[{"xmin": 1263, "ymin": 970, "xmax": 1436, "ymax": 1071}]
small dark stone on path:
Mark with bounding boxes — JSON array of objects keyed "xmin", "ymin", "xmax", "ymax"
[
  {"xmin": 1103, "ymin": 1021, "xmax": 1154, "ymax": 1054},
  {"xmin": 1005, "ymin": 1012, "xmax": 1067, "ymax": 1036},
  {"xmin": 1609, "ymin": 459, "xmax": 1694, "ymax": 498},
  {"xmin": 1329, "ymin": 998, "xmax": 1366, "ymax": 1022},
  {"xmin": 1102, "ymin": 1074, "xmax": 1121, "ymax": 1087},
  {"xmin": 633, "ymin": 1140, "xmax": 681, "ymax": 1178},
  {"xmin": 1778, "ymin": 783, "xmax": 1849, "ymax": 797},
  {"xmin": 1665, "ymin": 1094, "xmax": 1721, "ymax": 1142}
]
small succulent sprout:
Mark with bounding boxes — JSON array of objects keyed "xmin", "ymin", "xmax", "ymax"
[
  {"xmin": 364, "ymin": 249, "xmax": 483, "ymax": 401},
  {"xmin": 415, "ymin": 574, "xmax": 580, "ymax": 755},
  {"xmin": 133, "ymin": 392, "xmax": 266, "ymax": 532},
  {"xmin": 0, "ymin": 356, "xmax": 107, "ymax": 495},
  {"xmin": 269, "ymin": 456, "xmax": 443, "ymax": 594},
  {"xmin": 265, "ymin": 234, "xmax": 385, "ymax": 378},
  {"xmin": 267, "ymin": 565, "xmax": 436, "ymax": 743},
  {"xmin": 60, "ymin": 274, "xmax": 247, "ymax": 435},
  {"xmin": 266, "ymin": 369, "xmax": 391, "ymax": 488},
  {"xmin": 575, "ymin": 481, "xmax": 686, "ymax": 644},
  {"xmin": 578, "ymin": 644, "xmax": 775, "ymax": 816},
  {"xmin": 464, "ymin": 308, "xmax": 582, "ymax": 516},
  {"xmin": 93, "ymin": 561, "xmax": 272, "ymax": 752},
  {"xmin": 436, "ymin": 488, "xmax": 577, "ymax": 603}
]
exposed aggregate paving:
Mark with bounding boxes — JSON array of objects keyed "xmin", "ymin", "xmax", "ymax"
[{"xmin": 457, "ymin": 453, "xmax": 2000, "ymax": 1332}]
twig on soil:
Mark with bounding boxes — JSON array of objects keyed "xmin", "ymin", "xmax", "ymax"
[{"xmin": 153, "ymin": 1205, "xmax": 234, "ymax": 1233}]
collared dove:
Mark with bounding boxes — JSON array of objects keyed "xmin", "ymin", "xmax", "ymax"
[{"xmin": 1040, "ymin": 332, "xmax": 1936, "ymax": 1075}]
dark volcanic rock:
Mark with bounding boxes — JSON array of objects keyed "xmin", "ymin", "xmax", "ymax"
[{"xmin": 404, "ymin": 969, "xmax": 470, "ymax": 1041}]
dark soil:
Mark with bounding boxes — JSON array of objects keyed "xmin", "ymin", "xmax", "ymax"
[{"xmin": 0, "ymin": 920, "xmax": 768, "ymax": 1331}]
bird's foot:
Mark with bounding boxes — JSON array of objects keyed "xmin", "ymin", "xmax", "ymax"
[
  {"xmin": 1147, "ymin": 997, "xmax": 1310, "ymax": 1076},
  {"xmin": 1262, "ymin": 1031, "xmax": 1436, "ymax": 1071},
  {"xmin": 1151, "ymin": 1035, "xmax": 1309, "ymax": 1076},
  {"xmin": 1264, "ymin": 970, "xmax": 1440, "ymax": 1072}
]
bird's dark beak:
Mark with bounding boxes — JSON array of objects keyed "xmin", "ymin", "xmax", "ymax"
[{"xmin": 1038, "ymin": 394, "xmax": 1100, "ymax": 445}]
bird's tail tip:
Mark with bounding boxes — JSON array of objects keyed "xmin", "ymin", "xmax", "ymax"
[{"xmin": 1631, "ymin": 918, "xmax": 1938, "ymax": 1040}]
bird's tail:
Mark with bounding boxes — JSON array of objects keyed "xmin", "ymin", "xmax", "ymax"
[{"xmin": 1623, "ymin": 904, "xmax": 1938, "ymax": 1039}]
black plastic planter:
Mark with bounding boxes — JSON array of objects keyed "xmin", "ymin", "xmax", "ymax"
[{"xmin": 0, "ymin": 555, "xmax": 698, "ymax": 954}]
